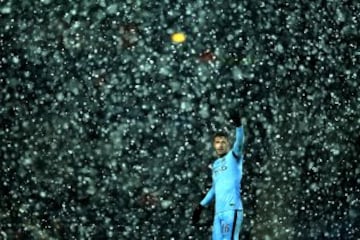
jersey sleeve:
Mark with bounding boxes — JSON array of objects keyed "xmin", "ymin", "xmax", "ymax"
[
  {"xmin": 232, "ymin": 126, "xmax": 244, "ymax": 160},
  {"xmin": 200, "ymin": 184, "xmax": 215, "ymax": 207}
]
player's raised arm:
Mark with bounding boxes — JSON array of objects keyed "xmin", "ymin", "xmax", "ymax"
[{"xmin": 229, "ymin": 109, "xmax": 244, "ymax": 160}]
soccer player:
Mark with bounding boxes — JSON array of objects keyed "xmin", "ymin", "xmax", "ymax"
[{"xmin": 192, "ymin": 109, "xmax": 245, "ymax": 240}]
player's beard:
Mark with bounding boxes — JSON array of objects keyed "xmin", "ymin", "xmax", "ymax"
[{"xmin": 217, "ymin": 149, "xmax": 227, "ymax": 157}]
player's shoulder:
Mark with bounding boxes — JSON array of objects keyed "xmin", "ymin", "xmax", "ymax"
[
  {"xmin": 225, "ymin": 150, "xmax": 236, "ymax": 159},
  {"xmin": 226, "ymin": 150, "xmax": 243, "ymax": 161}
]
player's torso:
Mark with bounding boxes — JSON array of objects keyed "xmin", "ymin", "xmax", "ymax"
[
  {"xmin": 212, "ymin": 152, "xmax": 242, "ymax": 184},
  {"xmin": 212, "ymin": 152, "xmax": 243, "ymax": 212}
]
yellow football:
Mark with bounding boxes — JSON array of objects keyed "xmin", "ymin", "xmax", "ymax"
[{"xmin": 171, "ymin": 32, "xmax": 186, "ymax": 43}]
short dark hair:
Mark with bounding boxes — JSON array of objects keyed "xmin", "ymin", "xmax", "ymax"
[{"xmin": 212, "ymin": 131, "xmax": 229, "ymax": 142}]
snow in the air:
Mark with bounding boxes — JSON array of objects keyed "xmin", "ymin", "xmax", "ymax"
[{"xmin": 1, "ymin": 1, "xmax": 359, "ymax": 239}]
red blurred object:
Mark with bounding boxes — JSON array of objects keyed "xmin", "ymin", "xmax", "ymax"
[{"xmin": 198, "ymin": 50, "xmax": 216, "ymax": 62}]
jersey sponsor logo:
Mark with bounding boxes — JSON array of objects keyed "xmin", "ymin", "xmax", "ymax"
[{"xmin": 213, "ymin": 165, "xmax": 227, "ymax": 175}]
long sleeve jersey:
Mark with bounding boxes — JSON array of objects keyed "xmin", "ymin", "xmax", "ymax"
[{"xmin": 200, "ymin": 126, "xmax": 245, "ymax": 213}]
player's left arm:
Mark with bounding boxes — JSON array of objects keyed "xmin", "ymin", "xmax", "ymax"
[{"xmin": 229, "ymin": 109, "xmax": 244, "ymax": 160}]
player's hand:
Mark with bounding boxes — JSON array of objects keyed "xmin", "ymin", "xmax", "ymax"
[
  {"xmin": 191, "ymin": 204, "xmax": 204, "ymax": 225},
  {"xmin": 229, "ymin": 108, "xmax": 242, "ymax": 127}
]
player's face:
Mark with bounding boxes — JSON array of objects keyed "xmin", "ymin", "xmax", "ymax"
[{"xmin": 213, "ymin": 137, "xmax": 230, "ymax": 156}]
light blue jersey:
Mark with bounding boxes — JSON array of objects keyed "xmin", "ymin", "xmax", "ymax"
[{"xmin": 200, "ymin": 126, "xmax": 244, "ymax": 213}]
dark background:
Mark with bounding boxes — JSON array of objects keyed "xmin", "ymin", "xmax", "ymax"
[{"xmin": 1, "ymin": 1, "xmax": 359, "ymax": 239}]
